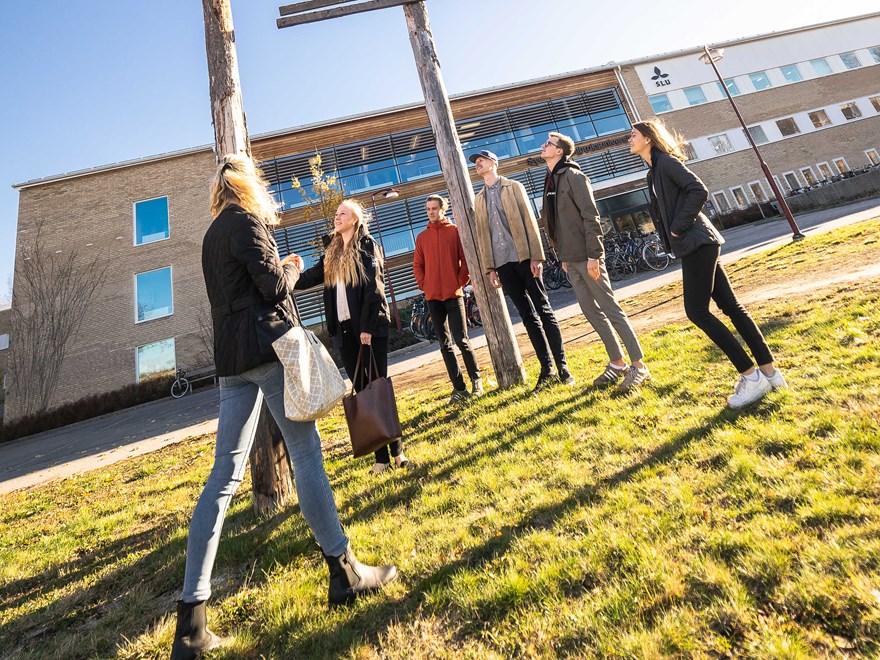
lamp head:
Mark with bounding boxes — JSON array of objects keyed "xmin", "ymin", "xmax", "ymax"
[
  {"xmin": 383, "ymin": 188, "xmax": 400, "ymax": 199},
  {"xmin": 699, "ymin": 47, "xmax": 724, "ymax": 64}
]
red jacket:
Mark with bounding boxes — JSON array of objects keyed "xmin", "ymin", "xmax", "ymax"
[{"xmin": 413, "ymin": 219, "xmax": 470, "ymax": 301}]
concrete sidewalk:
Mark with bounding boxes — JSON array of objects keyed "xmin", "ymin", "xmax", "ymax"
[{"xmin": 1, "ymin": 198, "xmax": 878, "ymax": 495}]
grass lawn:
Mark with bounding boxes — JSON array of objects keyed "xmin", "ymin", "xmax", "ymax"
[{"xmin": 1, "ymin": 220, "xmax": 879, "ymax": 659}]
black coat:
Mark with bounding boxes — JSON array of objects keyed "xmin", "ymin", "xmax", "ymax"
[
  {"xmin": 296, "ymin": 227, "xmax": 390, "ymax": 348},
  {"xmin": 646, "ymin": 149, "xmax": 724, "ymax": 257},
  {"xmin": 202, "ymin": 204, "xmax": 300, "ymax": 376}
]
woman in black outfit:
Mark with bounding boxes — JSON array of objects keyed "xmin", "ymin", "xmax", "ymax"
[
  {"xmin": 628, "ymin": 118, "xmax": 788, "ymax": 409},
  {"xmin": 296, "ymin": 199, "xmax": 408, "ymax": 474}
]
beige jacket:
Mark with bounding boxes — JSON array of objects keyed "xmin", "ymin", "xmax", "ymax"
[{"xmin": 473, "ymin": 177, "xmax": 545, "ymax": 273}]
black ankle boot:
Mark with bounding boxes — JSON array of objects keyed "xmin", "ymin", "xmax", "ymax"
[
  {"xmin": 170, "ymin": 600, "xmax": 220, "ymax": 659},
  {"xmin": 322, "ymin": 545, "xmax": 398, "ymax": 606}
]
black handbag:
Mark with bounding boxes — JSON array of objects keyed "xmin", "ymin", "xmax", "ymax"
[{"xmin": 342, "ymin": 346, "xmax": 402, "ymax": 458}]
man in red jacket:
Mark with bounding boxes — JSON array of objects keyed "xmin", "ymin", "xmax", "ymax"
[{"xmin": 414, "ymin": 194, "xmax": 484, "ymax": 403}]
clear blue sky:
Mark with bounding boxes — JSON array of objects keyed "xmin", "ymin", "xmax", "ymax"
[{"xmin": 1, "ymin": 0, "xmax": 876, "ymax": 299}]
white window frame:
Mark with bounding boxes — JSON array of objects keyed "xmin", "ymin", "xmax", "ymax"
[
  {"xmin": 782, "ymin": 171, "xmax": 800, "ymax": 191},
  {"xmin": 832, "ymin": 157, "xmax": 850, "ymax": 173},
  {"xmin": 800, "ymin": 166, "xmax": 818, "ymax": 186},
  {"xmin": 712, "ymin": 191, "xmax": 732, "ymax": 213},
  {"xmin": 132, "ymin": 196, "xmax": 171, "ymax": 247},
  {"xmin": 707, "ymin": 134, "xmax": 734, "ymax": 155},
  {"xmin": 779, "ymin": 64, "xmax": 803, "ymax": 83},
  {"xmin": 839, "ymin": 52, "xmax": 862, "ymax": 69},
  {"xmin": 0, "ymin": 333, "xmax": 9, "ymax": 351},
  {"xmin": 729, "ymin": 186, "xmax": 749, "ymax": 209},
  {"xmin": 745, "ymin": 125, "xmax": 769, "ymax": 144},
  {"xmin": 775, "ymin": 117, "xmax": 801, "ymax": 137},
  {"xmin": 807, "ymin": 109, "xmax": 832, "ymax": 129},
  {"xmin": 865, "ymin": 149, "xmax": 880, "ymax": 166},
  {"xmin": 683, "ymin": 85, "xmax": 708, "ymax": 106},
  {"xmin": 772, "ymin": 176, "xmax": 783, "ymax": 196},
  {"xmin": 839, "ymin": 102, "xmax": 863, "ymax": 121},
  {"xmin": 747, "ymin": 181, "xmax": 767, "ymax": 203},
  {"xmin": 136, "ymin": 337, "xmax": 177, "ymax": 383},
  {"xmin": 134, "ymin": 265, "xmax": 175, "ymax": 324},
  {"xmin": 816, "ymin": 162, "xmax": 834, "ymax": 180},
  {"xmin": 870, "ymin": 96, "xmax": 880, "ymax": 113}
]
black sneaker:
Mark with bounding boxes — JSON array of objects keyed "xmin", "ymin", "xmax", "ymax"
[
  {"xmin": 558, "ymin": 369, "xmax": 576, "ymax": 386},
  {"xmin": 533, "ymin": 371, "xmax": 557, "ymax": 392}
]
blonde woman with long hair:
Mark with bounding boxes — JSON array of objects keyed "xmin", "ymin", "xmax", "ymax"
[
  {"xmin": 296, "ymin": 199, "xmax": 407, "ymax": 474},
  {"xmin": 628, "ymin": 119, "xmax": 787, "ymax": 409},
  {"xmin": 170, "ymin": 155, "xmax": 396, "ymax": 659}
]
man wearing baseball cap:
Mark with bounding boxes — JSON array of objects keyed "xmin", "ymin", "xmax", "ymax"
[{"xmin": 469, "ymin": 149, "xmax": 574, "ymax": 390}]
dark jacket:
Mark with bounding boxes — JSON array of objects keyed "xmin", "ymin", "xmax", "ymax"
[
  {"xmin": 413, "ymin": 219, "xmax": 470, "ymax": 301},
  {"xmin": 202, "ymin": 204, "xmax": 300, "ymax": 376},
  {"xmin": 296, "ymin": 226, "xmax": 390, "ymax": 348},
  {"xmin": 646, "ymin": 149, "xmax": 724, "ymax": 257},
  {"xmin": 541, "ymin": 159, "xmax": 604, "ymax": 262}
]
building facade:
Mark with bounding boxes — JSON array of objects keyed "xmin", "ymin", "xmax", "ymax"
[
  {"xmin": 0, "ymin": 304, "xmax": 10, "ymax": 406},
  {"xmin": 7, "ymin": 12, "xmax": 880, "ymax": 422}
]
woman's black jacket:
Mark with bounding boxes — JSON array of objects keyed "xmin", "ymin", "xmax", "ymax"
[
  {"xmin": 646, "ymin": 148, "xmax": 724, "ymax": 257},
  {"xmin": 202, "ymin": 204, "xmax": 300, "ymax": 376},
  {"xmin": 296, "ymin": 227, "xmax": 390, "ymax": 348}
]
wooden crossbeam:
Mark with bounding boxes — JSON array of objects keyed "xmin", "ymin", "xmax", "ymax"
[
  {"xmin": 277, "ymin": 0, "xmax": 418, "ymax": 28},
  {"xmin": 278, "ymin": 0, "xmax": 360, "ymax": 17}
]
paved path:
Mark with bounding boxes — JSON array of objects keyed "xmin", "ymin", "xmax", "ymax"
[{"xmin": 1, "ymin": 199, "xmax": 878, "ymax": 495}]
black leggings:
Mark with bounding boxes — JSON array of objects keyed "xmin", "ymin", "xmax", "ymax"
[
  {"xmin": 681, "ymin": 244, "xmax": 773, "ymax": 373},
  {"xmin": 339, "ymin": 323, "xmax": 401, "ymax": 463}
]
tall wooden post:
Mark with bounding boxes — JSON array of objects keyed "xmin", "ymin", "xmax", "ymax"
[
  {"xmin": 403, "ymin": 2, "xmax": 525, "ymax": 386},
  {"xmin": 202, "ymin": 0, "xmax": 294, "ymax": 516}
]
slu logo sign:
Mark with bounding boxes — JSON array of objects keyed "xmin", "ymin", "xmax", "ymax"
[{"xmin": 651, "ymin": 66, "xmax": 671, "ymax": 87}]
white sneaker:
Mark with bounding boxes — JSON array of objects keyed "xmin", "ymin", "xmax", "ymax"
[
  {"xmin": 765, "ymin": 369, "xmax": 788, "ymax": 389},
  {"xmin": 727, "ymin": 372, "xmax": 772, "ymax": 409}
]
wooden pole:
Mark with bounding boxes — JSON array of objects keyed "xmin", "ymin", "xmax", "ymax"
[
  {"xmin": 202, "ymin": 0, "xmax": 295, "ymax": 516},
  {"xmin": 402, "ymin": 1, "xmax": 525, "ymax": 387}
]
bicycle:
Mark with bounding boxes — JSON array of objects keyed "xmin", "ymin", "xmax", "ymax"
[
  {"xmin": 171, "ymin": 368, "xmax": 191, "ymax": 399},
  {"xmin": 464, "ymin": 285, "xmax": 482, "ymax": 327},
  {"xmin": 542, "ymin": 252, "xmax": 571, "ymax": 290},
  {"xmin": 408, "ymin": 294, "xmax": 435, "ymax": 340},
  {"xmin": 640, "ymin": 234, "xmax": 671, "ymax": 271}
]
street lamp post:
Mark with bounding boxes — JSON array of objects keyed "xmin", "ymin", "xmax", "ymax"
[
  {"xmin": 369, "ymin": 187, "xmax": 403, "ymax": 332},
  {"xmin": 700, "ymin": 46, "xmax": 806, "ymax": 240}
]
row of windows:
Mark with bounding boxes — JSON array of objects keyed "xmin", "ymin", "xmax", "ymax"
[
  {"xmin": 259, "ymin": 88, "xmax": 632, "ymax": 211},
  {"xmin": 690, "ymin": 94, "xmax": 880, "ymax": 162},
  {"xmin": 649, "ymin": 46, "xmax": 880, "ymax": 114}
]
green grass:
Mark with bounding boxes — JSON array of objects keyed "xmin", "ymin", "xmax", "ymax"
[{"xmin": 2, "ymin": 221, "xmax": 880, "ymax": 658}]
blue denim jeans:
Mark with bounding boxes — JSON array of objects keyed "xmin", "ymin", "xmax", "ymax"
[{"xmin": 182, "ymin": 360, "xmax": 348, "ymax": 602}]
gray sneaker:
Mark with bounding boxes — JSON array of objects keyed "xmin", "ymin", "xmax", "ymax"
[
  {"xmin": 471, "ymin": 378, "xmax": 484, "ymax": 396},
  {"xmin": 618, "ymin": 365, "xmax": 651, "ymax": 392},
  {"xmin": 449, "ymin": 388, "xmax": 470, "ymax": 405},
  {"xmin": 593, "ymin": 363, "xmax": 627, "ymax": 387}
]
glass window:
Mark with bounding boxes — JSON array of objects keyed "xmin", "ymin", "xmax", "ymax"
[
  {"xmin": 708, "ymin": 134, "xmax": 734, "ymax": 155},
  {"xmin": 833, "ymin": 158, "xmax": 849, "ymax": 173},
  {"xmin": 749, "ymin": 71, "xmax": 772, "ymax": 90},
  {"xmin": 134, "ymin": 197, "xmax": 170, "ymax": 246},
  {"xmin": 810, "ymin": 58, "xmax": 833, "ymax": 76},
  {"xmin": 396, "ymin": 151, "xmax": 441, "ymax": 183},
  {"xmin": 840, "ymin": 52, "xmax": 862, "ymax": 69},
  {"xmin": 800, "ymin": 167, "xmax": 817, "ymax": 186},
  {"xmin": 648, "ymin": 93, "xmax": 673, "ymax": 113},
  {"xmin": 0, "ymin": 333, "xmax": 8, "ymax": 350},
  {"xmin": 712, "ymin": 192, "xmax": 731, "ymax": 213},
  {"xmin": 867, "ymin": 149, "xmax": 880, "ymax": 166},
  {"xmin": 681, "ymin": 143, "xmax": 697, "ymax": 161},
  {"xmin": 817, "ymin": 162, "xmax": 834, "ymax": 179},
  {"xmin": 783, "ymin": 172, "xmax": 800, "ymax": 190},
  {"xmin": 745, "ymin": 125, "xmax": 769, "ymax": 144},
  {"xmin": 808, "ymin": 110, "xmax": 832, "ymax": 128},
  {"xmin": 776, "ymin": 117, "xmax": 801, "ymax": 137},
  {"xmin": 749, "ymin": 182, "xmax": 767, "ymax": 203},
  {"xmin": 870, "ymin": 47, "xmax": 880, "ymax": 64},
  {"xmin": 840, "ymin": 102, "xmax": 862, "ymax": 120},
  {"xmin": 780, "ymin": 64, "xmax": 803, "ymax": 83},
  {"xmin": 716, "ymin": 79, "xmax": 741, "ymax": 97},
  {"xmin": 684, "ymin": 86, "xmax": 707, "ymax": 106},
  {"xmin": 730, "ymin": 187, "xmax": 749, "ymax": 208},
  {"xmin": 871, "ymin": 96, "xmax": 880, "ymax": 112},
  {"xmin": 136, "ymin": 338, "xmax": 176, "ymax": 383},
  {"xmin": 135, "ymin": 267, "xmax": 173, "ymax": 323}
]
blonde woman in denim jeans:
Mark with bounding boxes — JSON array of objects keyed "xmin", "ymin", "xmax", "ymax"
[{"xmin": 169, "ymin": 155, "xmax": 396, "ymax": 659}]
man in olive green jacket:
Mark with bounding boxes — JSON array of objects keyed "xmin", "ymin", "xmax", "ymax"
[
  {"xmin": 540, "ymin": 132, "xmax": 651, "ymax": 392},
  {"xmin": 470, "ymin": 149, "xmax": 573, "ymax": 390}
]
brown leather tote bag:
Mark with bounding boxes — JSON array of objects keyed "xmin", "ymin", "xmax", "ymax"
[{"xmin": 342, "ymin": 346, "xmax": 402, "ymax": 457}]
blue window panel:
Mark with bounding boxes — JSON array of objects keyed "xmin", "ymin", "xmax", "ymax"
[
  {"xmin": 780, "ymin": 64, "xmax": 803, "ymax": 82},
  {"xmin": 593, "ymin": 113, "xmax": 630, "ymax": 136},
  {"xmin": 840, "ymin": 52, "xmax": 862, "ymax": 69},
  {"xmin": 136, "ymin": 338, "xmax": 175, "ymax": 382},
  {"xmin": 136, "ymin": 267, "xmax": 173, "ymax": 322},
  {"xmin": 514, "ymin": 122, "xmax": 557, "ymax": 154},
  {"xmin": 397, "ymin": 151, "xmax": 442, "ymax": 182},
  {"xmin": 749, "ymin": 72, "xmax": 772, "ymax": 90},
  {"xmin": 462, "ymin": 136, "xmax": 519, "ymax": 162},
  {"xmin": 134, "ymin": 197, "xmax": 169, "ymax": 245},
  {"xmin": 684, "ymin": 86, "xmax": 707, "ymax": 106},
  {"xmin": 376, "ymin": 228, "xmax": 415, "ymax": 257},
  {"xmin": 810, "ymin": 58, "xmax": 833, "ymax": 76},
  {"xmin": 339, "ymin": 162, "xmax": 399, "ymax": 195},
  {"xmin": 280, "ymin": 186, "xmax": 308, "ymax": 211},
  {"xmin": 716, "ymin": 79, "xmax": 740, "ymax": 97},
  {"xmin": 560, "ymin": 119, "xmax": 598, "ymax": 142},
  {"xmin": 648, "ymin": 94, "xmax": 672, "ymax": 113}
]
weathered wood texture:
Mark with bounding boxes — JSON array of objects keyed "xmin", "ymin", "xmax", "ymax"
[
  {"xmin": 403, "ymin": 1, "xmax": 526, "ymax": 387},
  {"xmin": 202, "ymin": 0, "xmax": 295, "ymax": 515},
  {"xmin": 277, "ymin": 0, "xmax": 418, "ymax": 28}
]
